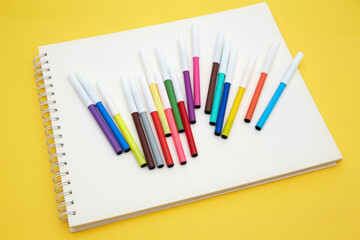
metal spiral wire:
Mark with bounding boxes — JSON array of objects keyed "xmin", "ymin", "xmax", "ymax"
[{"xmin": 33, "ymin": 53, "xmax": 75, "ymax": 223}]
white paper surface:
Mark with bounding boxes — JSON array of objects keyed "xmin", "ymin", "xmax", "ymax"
[{"xmin": 38, "ymin": 2, "xmax": 342, "ymax": 229}]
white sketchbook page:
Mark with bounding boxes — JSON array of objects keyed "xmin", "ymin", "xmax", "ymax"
[{"xmin": 39, "ymin": 2, "xmax": 342, "ymax": 227}]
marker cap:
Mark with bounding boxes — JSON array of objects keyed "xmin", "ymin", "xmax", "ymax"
[
  {"xmin": 128, "ymin": 77, "xmax": 147, "ymax": 114},
  {"xmin": 68, "ymin": 73, "xmax": 93, "ymax": 107},
  {"xmin": 154, "ymin": 72, "xmax": 171, "ymax": 109},
  {"xmin": 239, "ymin": 55, "xmax": 257, "ymax": 89},
  {"xmin": 75, "ymin": 70, "xmax": 100, "ymax": 104},
  {"xmin": 281, "ymin": 52, "xmax": 304, "ymax": 85},
  {"xmin": 139, "ymin": 75, "xmax": 157, "ymax": 113},
  {"xmin": 219, "ymin": 40, "xmax": 231, "ymax": 74},
  {"xmin": 178, "ymin": 37, "xmax": 189, "ymax": 71},
  {"xmin": 262, "ymin": 41, "xmax": 279, "ymax": 74},
  {"xmin": 168, "ymin": 66, "xmax": 184, "ymax": 102},
  {"xmin": 213, "ymin": 30, "xmax": 224, "ymax": 63},
  {"xmin": 192, "ymin": 24, "xmax": 199, "ymax": 57},
  {"xmin": 155, "ymin": 46, "xmax": 171, "ymax": 80},
  {"xmin": 96, "ymin": 80, "xmax": 119, "ymax": 117},
  {"xmin": 140, "ymin": 50, "xmax": 156, "ymax": 84},
  {"xmin": 121, "ymin": 77, "xmax": 138, "ymax": 114},
  {"xmin": 224, "ymin": 49, "xmax": 237, "ymax": 83}
]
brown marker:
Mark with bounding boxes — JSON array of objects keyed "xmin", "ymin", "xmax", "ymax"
[
  {"xmin": 204, "ymin": 30, "xmax": 224, "ymax": 114},
  {"xmin": 121, "ymin": 77, "xmax": 155, "ymax": 170},
  {"xmin": 205, "ymin": 62, "xmax": 219, "ymax": 113},
  {"xmin": 131, "ymin": 112, "xmax": 155, "ymax": 169}
]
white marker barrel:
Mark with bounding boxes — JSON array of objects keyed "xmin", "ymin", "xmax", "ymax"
[
  {"xmin": 192, "ymin": 24, "xmax": 199, "ymax": 58},
  {"xmin": 281, "ymin": 52, "xmax": 304, "ymax": 85},
  {"xmin": 224, "ymin": 49, "xmax": 238, "ymax": 83},
  {"xmin": 218, "ymin": 40, "xmax": 231, "ymax": 74},
  {"xmin": 213, "ymin": 30, "xmax": 224, "ymax": 63},
  {"xmin": 68, "ymin": 73, "xmax": 93, "ymax": 107},
  {"xmin": 178, "ymin": 37, "xmax": 190, "ymax": 72},
  {"xmin": 154, "ymin": 72, "xmax": 171, "ymax": 109},
  {"xmin": 75, "ymin": 70, "xmax": 100, "ymax": 104},
  {"xmin": 121, "ymin": 77, "xmax": 138, "ymax": 114},
  {"xmin": 128, "ymin": 77, "xmax": 146, "ymax": 114},
  {"xmin": 140, "ymin": 50, "xmax": 156, "ymax": 84},
  {"xmin": 139, "ymin": 75, "xmax": 157, "ymax": 113},
  {"xmin": 239, "ymin": 55, "xmax": 257, "ymax": 89},
  {"xmin": 155, "ymin": 46, "xmax": 170, "ymax": 80},
  {"xmin": 262, "ymin": 41, "xmax": 279, "ymax": 74},
  {"xmin": 96, "ymin": 80, "xmax": 119, "ymax": 116},
  {"xmin": 168, "ymin": 66, "xmax": 184, "ymax": 102}
]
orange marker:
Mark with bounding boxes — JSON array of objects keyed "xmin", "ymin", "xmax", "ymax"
[{"xmin": 244, "ymin": 41, "xmax": 279, "ymax": 123}]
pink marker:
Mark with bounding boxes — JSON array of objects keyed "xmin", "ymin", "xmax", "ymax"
[
  {"xmin": 154, "ymin": 72, "xmax": 187, "ymax": 165},
  {"xmin": 192, "ymin": 24, "xmax": 200, "ymax": 108}
]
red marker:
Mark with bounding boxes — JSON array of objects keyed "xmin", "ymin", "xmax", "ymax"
[
  {"xmin": 139, "ymin": 75, "xmax": 174, "ymax": 167},
  {"xmin": 169, "ymin": 67, "xmax": 198, "ymax": 157},
  {"xmin": 245, "ymin": 41, "xmax": 279, "ymax": 123}
]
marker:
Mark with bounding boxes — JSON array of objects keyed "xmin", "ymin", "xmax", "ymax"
[
  {"xmin": 222, "ymin": 55, "xmax": 257, "ymax": 139},
  {"xmin": 214, "ymin": 49, "xmax": 238, "ymax": 136},
  {"xmin": 96, "ymin": 81, "xmax": 146, "ymax": 167},
  {"xmin": 68, "ymin": 73, "xmax": 123, "ymax": 155},
  {"xmin": 155, "ymin": 47, "xmax": 184, "ymax": 132},
  {"xmin": 256, "ymin": 52, "xmax": 304, "ymax": 130},
  {"xmin": 245, "ymin": 41, "xmax": 279, "ymax": 123},
  {"xmin": 192, "ymin": 24, "xmax": 201, "ymax": 108},
  {"xmin": 139, "ymin": 50, "xmax": 171, "ymax": 136},
  {"xmin": 139, "ymin": 75, "xmax": 174, "ymax": 167},
  {"xmin": 128, "ymin": 77, "xmax": 164, "ymax": 168},
  {"xmin": 155, "ymin": 72, "xmax": 187, "ymax": 165},
  {"xmin": 75, "ymin": 71, "xmax": 130, "ymax": 152},
  {"xmin": 169, "ymin": 67, "xmax": 198, "ymax": 157},
  {"xmin": 209, "ymin": 40, "xmax": 230, "ymax": 125},
  {"xmin": 178, "ymin": 37, "xmax": 196, "ymax": 124},
  {"xmin": 121, "ymin": 77, "xmax": 155, "ymax": 169},
  {"xmin": 205, "ymin": 30, "xmax": 224, "ymax": 114}
]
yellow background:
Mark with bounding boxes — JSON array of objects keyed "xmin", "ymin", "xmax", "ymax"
[{"xmin": 0, "ymin": 0, "xmax": 359, "ymax": 239}]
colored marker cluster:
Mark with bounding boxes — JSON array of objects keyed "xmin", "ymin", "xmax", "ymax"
[
  {"xmin": 69, "ymin": 25, "xmax": 199, "ymax": 170},
  {"xmin": 205, "ymin": 32, "xmax": 303, "ymax": 137},
  {"xmin": 69, "ymin": 26, "xmax": 304, "ymax": 170}
]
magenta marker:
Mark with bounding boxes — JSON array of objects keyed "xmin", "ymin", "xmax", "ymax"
[
  {"xmin": 178, "ymin": 37, "xmax": 196, "ymax": 123},
  {"xmin": 68, "ymin": 73, "xmax": 123, "ymax": 155},
  {"xmin": 192, "ymin": 24, "xmax": 201, "ymax": 109}
]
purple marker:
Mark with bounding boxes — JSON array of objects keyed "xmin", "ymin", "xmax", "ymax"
[
  {"xmin": 178, "ymin": 37, "xmax": 196, "ymax": 124},
  {"xmin": 68, "ymin": 73, "xmax": 123, "ymax": 155}
]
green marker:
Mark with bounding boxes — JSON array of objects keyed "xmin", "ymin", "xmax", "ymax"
[{"xmin": 155, "ymin": 46, "xmax": 184, "ymax": 132}]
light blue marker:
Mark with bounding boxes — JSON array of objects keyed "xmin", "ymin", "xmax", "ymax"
[
  {"xmin": 75, "ymin": 71, "xmax": 130, "ymax": 151},
  {"xmin": 256, "ymin": 52, "xmax": 304, "ymax": 130},
  {"xmin": 210, "ymin": 40, "xmax": 230, "ymax": 125}
]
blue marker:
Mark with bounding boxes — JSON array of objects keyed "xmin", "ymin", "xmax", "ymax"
[
  {"xmin": 214, "ymin": 49, "xmax": 237, "ymax": 135},
  {"xmin": 75, "ymin": 71, "xmax": 130, "ymax": 151},
  {"xmin": 210, "ymin": 40, "xmax": 230, "ymax": 125},
  {"xmin": 256, "ymin": 52, "xmax": 304, "ymax": 130}
]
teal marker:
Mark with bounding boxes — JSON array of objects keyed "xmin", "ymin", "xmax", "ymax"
[
  {"xmin": 256, "ymin": 52, "xmax": 304, "ymax": 130},
  {"xmin": 210, "ymin": 40, "xmax": 230, "ymax": 125}
]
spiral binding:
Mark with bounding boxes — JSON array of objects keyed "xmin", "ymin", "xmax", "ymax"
[{"xmin": 33, "ymin": 53, "xmax": 76, "ymax": 222}]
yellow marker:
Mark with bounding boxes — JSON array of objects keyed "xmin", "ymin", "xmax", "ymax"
[
  {"xmin": 221, "ymin": 88, "xmax": 245, "ymax": 138},
  {"xmin": 221, "ymin": 55, "xmax": 257, "ymax": 139},
  {"xmin": 140, "ymin": 50, "xmax": 171, "ymax": 136},
  {"xmin": 149, "ymin": 83, "xmax": 171, "ymax": 136},
  {"xmin": 114, "ymin": 114, "xmax": 146, "ymax": 165},
  {"xmin": 96, "ymin": 81, "xmax": 146, "ymax": 167}
]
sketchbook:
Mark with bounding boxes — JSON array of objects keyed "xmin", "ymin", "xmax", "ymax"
[{"xmin": 33, "ymin": 2, "xmax": 342, "ymax": 232}]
